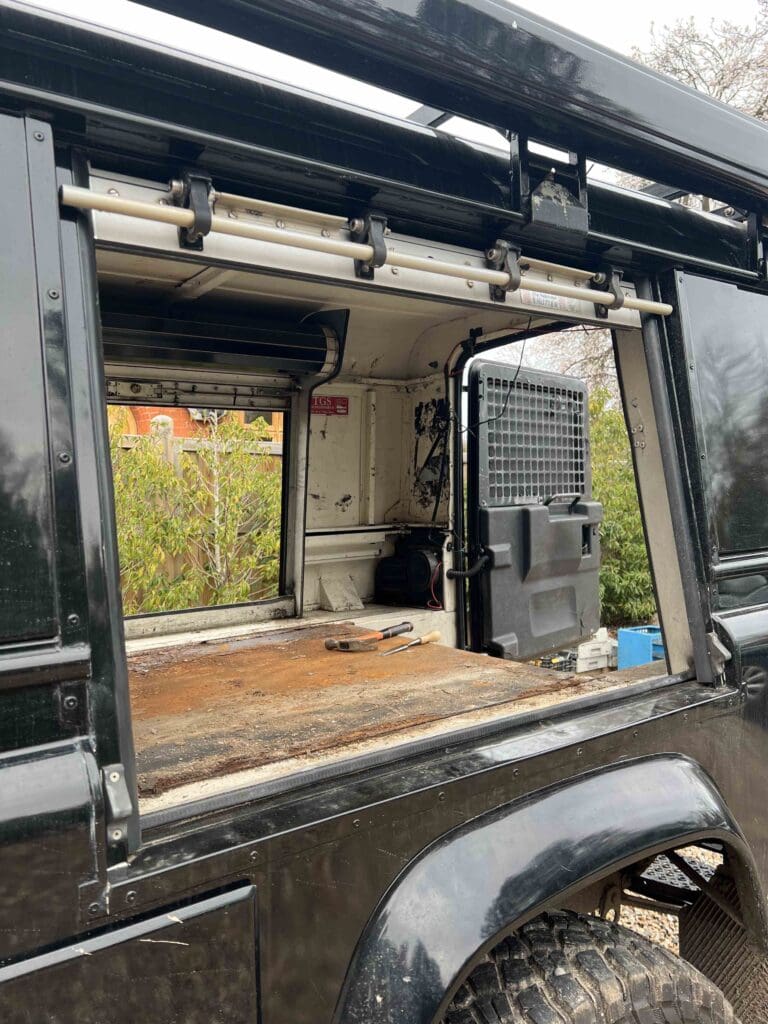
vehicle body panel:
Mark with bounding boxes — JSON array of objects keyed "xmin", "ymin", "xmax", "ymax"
[{"xmin": 0, "ymin": 4, "xmax": 768, "ymax": 1023}]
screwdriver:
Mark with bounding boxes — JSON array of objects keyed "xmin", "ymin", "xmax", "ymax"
[{"xmin": 381, "ymin": 630, "xmax": 442, "ymax": 656}]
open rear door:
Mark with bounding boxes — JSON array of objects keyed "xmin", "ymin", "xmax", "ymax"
[{"xmin": 466, "ymin": 360, "xmax": 602, "ymax": 660}]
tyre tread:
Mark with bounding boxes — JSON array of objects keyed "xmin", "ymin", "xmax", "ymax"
[{"xmin": 442, "ymin": 911, "xmax": 738, "ymax": 1024}]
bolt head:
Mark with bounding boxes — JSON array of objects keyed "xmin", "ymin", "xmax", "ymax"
[
  {"xmin": 67, "ymin": 613, "xmax": 80, "ymax": 627},
  {"xmin": 33, "ymin": 131, "xmax": 45, "ymax": 141},
  {"xmin": 62, "ymin": 695, "xmax": 79, "ymax": 711},
  {"xmin": 88, "ymin": 902, "xmax": 100, "ymax": 916},
  {"xmin": 111, "ymin": 828, "xmax": 123, "ymax": 842},
  {"xmin": 125, "ymin": 890, "xmax": 137, "ymax": 904},
  {"xmin": 47, "ymin": 288, "xmax": 60, "ymax": 300}
]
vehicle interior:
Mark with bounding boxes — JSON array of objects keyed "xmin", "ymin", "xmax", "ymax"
[{"xmin": 82, "ymin": 168, "xmax": 671, "ymax": 812}]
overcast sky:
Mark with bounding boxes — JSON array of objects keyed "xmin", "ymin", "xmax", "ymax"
[{"xmin": 30, "ymin": 0, "xmax": 762, "ymax": 121}]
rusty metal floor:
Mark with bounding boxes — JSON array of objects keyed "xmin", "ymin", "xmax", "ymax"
[{"xmin": 129, "ymin": 622, "xmax": 660, "ymax": 798}]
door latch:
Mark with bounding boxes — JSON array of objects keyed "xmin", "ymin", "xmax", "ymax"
[{"xmin": 102, "ymin": 764, "xmax": 133, "ymax": 848}]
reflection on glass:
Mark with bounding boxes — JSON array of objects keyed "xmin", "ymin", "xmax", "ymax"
[{"xmin": 684, "ymin": 276, "xmax": 768, "ymax": 555}]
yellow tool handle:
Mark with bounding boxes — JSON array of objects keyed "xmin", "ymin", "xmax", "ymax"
[{"xmin": 415, "ymin": 630, "xmax": 442, "ymax": 645}]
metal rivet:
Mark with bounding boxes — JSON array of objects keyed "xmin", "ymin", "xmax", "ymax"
[
  {"xmin": 391, "ymin": 267, "xmax": 399, "ymax": 275},
  {"xmin": 353, "ymin": 818, "xmax": 361, "ymax": 829},
  {"xmin": 111, "ymin": 828, "xmax": 123, "ymax": 842},
  {"xmin": 228, "ymin": 209, "xmax": 239, "ymax": 219},
  {"xmin": 48, "ymin": 288, "xmax": 60, "ymax": 300},
  {"xmin": 576, "ymin": 747, "xmax": 584, "ymax": 756},
  {"xmin": 547, "ymin": 273, "xmax": 553, "ymax": 282},
  {"xmin": 67, "ymin": 613, "xmax": 80, "ymax": 627},
  {"xmin": 633, "ymin": 729, "xmax": 639, "ymax": 738},
  {"xmin": 125, "ymin": 890, "xmax": 137, "ymax": 904},
  {"xmin": 683, "ymin": 712, "xmax": 689, "ymax": 722},
  {"xmin": 513, "ymin": 767, "xmax": 519, "ymax": 776},
  {"xmin": 33, "ymin": 131, "xmax": 45, "ymax": 141},
  {"xmin": 88, "ymin": 902, "xmax": 100, "ymax": 916},
  {"xmin": 249, "ymin": 850, "xmax": 260, "ymax": 862},
  {"xmin": 109, "ymin": 771, "xmax": 120, "ymax": 783},
  {"xmin": 438, "ymin": 791, "xmax": 446, "ymax": 802},
  {"xmin": 275, "ymin": 219, "xmax": 285, "ymax": 229},
  {"xmin": 689, "ymin": 362, "xmax": 695, "ymax": 370},
  {"xmin": 321, "ymin": 228, "xmax": 331, "ymax": 238},
  {"xmin": 62, "ymin": 695, "xmax": 79, "ymax": 711},
  {"xmin": 466, "ymin": 280, "xmax": 474, "ymax": 288},
  {"xmin": 107, "ymin": 188, "xmax": 120, "ymax": 197}
]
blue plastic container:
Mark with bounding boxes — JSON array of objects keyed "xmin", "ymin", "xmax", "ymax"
[{"xmin": 617, "ymin": 626, "xmax": 665, "ymax": 670}]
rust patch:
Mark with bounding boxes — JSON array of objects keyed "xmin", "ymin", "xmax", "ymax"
[{"xmin": 129, "ymin": 625, "xmax": 663, "ymax": 798}]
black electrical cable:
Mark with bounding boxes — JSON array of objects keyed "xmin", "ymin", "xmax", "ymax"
[{"xmin": 461, "ymin": 333, "xmax": 528, "ymax": 440}]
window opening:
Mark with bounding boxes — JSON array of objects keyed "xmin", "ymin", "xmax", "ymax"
[{"xmin": 108, "ymin": 404, "xmax": 284, "ymax": 615}]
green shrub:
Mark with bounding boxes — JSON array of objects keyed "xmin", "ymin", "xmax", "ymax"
[
  {"xmin": 589, "ymin": 388, "xmax": 656, "ymax": 626},
  {"xmin": 109, "ymin": 410, "xmax": 282, "ymax": 615}
]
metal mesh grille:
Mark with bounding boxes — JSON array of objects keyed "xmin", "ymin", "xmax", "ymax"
[{"xmin": 484, "ymin": 373, "xmax": 587, "ymax": 505}]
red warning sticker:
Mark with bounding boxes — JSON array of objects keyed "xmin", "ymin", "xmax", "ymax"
[{"xmin": 311, "ymin": 395, "xmax": 349, "ymax": 415}]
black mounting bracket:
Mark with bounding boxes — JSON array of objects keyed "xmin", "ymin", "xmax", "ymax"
[
  {"xmin": 176, "ymin": 169, "xmax": 213, "ymax": 251},
  {"xmin": 350, "ymin": 212, "xmax": 388, "ymax": 279},
  {"xmin": 594, "ymin": 267, "xmax": 625, "ymax": 319},
  {"xmin": 485, "ymin": 239, "xmax": 521, "ymax": 302}
]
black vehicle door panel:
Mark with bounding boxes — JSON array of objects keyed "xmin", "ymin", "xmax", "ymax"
[{"xmin": 467, "ymin": 360, "xmax": 601, "ymax": 659}]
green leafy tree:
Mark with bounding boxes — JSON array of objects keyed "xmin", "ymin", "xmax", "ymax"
[
  {"xmin": 181, "ymin": 415, "xmax": 282, "ymax": 606},
  {"xmin": 589, "ymin": 388, "xmax": 656, "ymax": 626},
  {"xmin": 108, "ymin": 410, "xmax": 282, "ymax": 614}
]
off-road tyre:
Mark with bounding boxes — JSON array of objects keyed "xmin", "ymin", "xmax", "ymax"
[{"xmin": 443, "ymin": 910, "xmax": 739, "ymax": 1023}]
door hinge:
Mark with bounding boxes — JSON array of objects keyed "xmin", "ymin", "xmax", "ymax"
[{"xmin": 102, "ymin": 763, "xmax": 133, "ymax": 848}]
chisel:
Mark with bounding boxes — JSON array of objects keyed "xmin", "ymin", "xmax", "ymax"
[{"xmin": 380, "ymin": 630, "xmax": 442, "ymax": 656}]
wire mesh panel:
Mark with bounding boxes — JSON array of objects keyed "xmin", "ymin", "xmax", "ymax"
[{"xmin": 479, "ymin": 369, "xmax": 588, "ymax": 506}]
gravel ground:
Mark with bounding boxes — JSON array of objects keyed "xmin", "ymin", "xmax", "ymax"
[
  {"xmin": 620, "ymin": 846, "xmax": 723, "ymax": 955},
  {"xmin": 621, "ymin": 905, "xmax": 680, "ymax": 953}
]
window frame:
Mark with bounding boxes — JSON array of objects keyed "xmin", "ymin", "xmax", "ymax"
[{"xmin": 106, "ymin": 396, "xmax": 294, "ymax": 638}]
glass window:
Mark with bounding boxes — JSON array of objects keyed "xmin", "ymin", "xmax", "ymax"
[{"xmin": 682, "ymin": 276, "xmax": 768, "ymax": 555}]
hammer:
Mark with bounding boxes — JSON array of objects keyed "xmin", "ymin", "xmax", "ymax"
[{"xmin": 325, "ymin": 621, "xmax": 413, "ymax": 652}]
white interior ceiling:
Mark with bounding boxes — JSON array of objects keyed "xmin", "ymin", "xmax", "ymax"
[{"xmin": 96, "ymin": 249, "xmax": 557, "ymax": 380}]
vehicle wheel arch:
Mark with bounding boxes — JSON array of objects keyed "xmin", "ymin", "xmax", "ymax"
[{"xmin": 332, "ymin": 754, "xmax": 767, "ymax": 1024}]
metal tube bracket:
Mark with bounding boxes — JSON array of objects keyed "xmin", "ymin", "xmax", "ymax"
[
  {"xmin": 594, "ymin": 268, "xmax": 625, "ymax": 319},
  {"xmin": 176, "ymin": 170, "xmax": 213, "ymax": 250},
  {"xmin": 351, "ymin": 212, "xmax": 388, "ymax": 280},
  {"xmin": 486, "ymin": 240, "xmax": 521, "ymax": 303}
]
